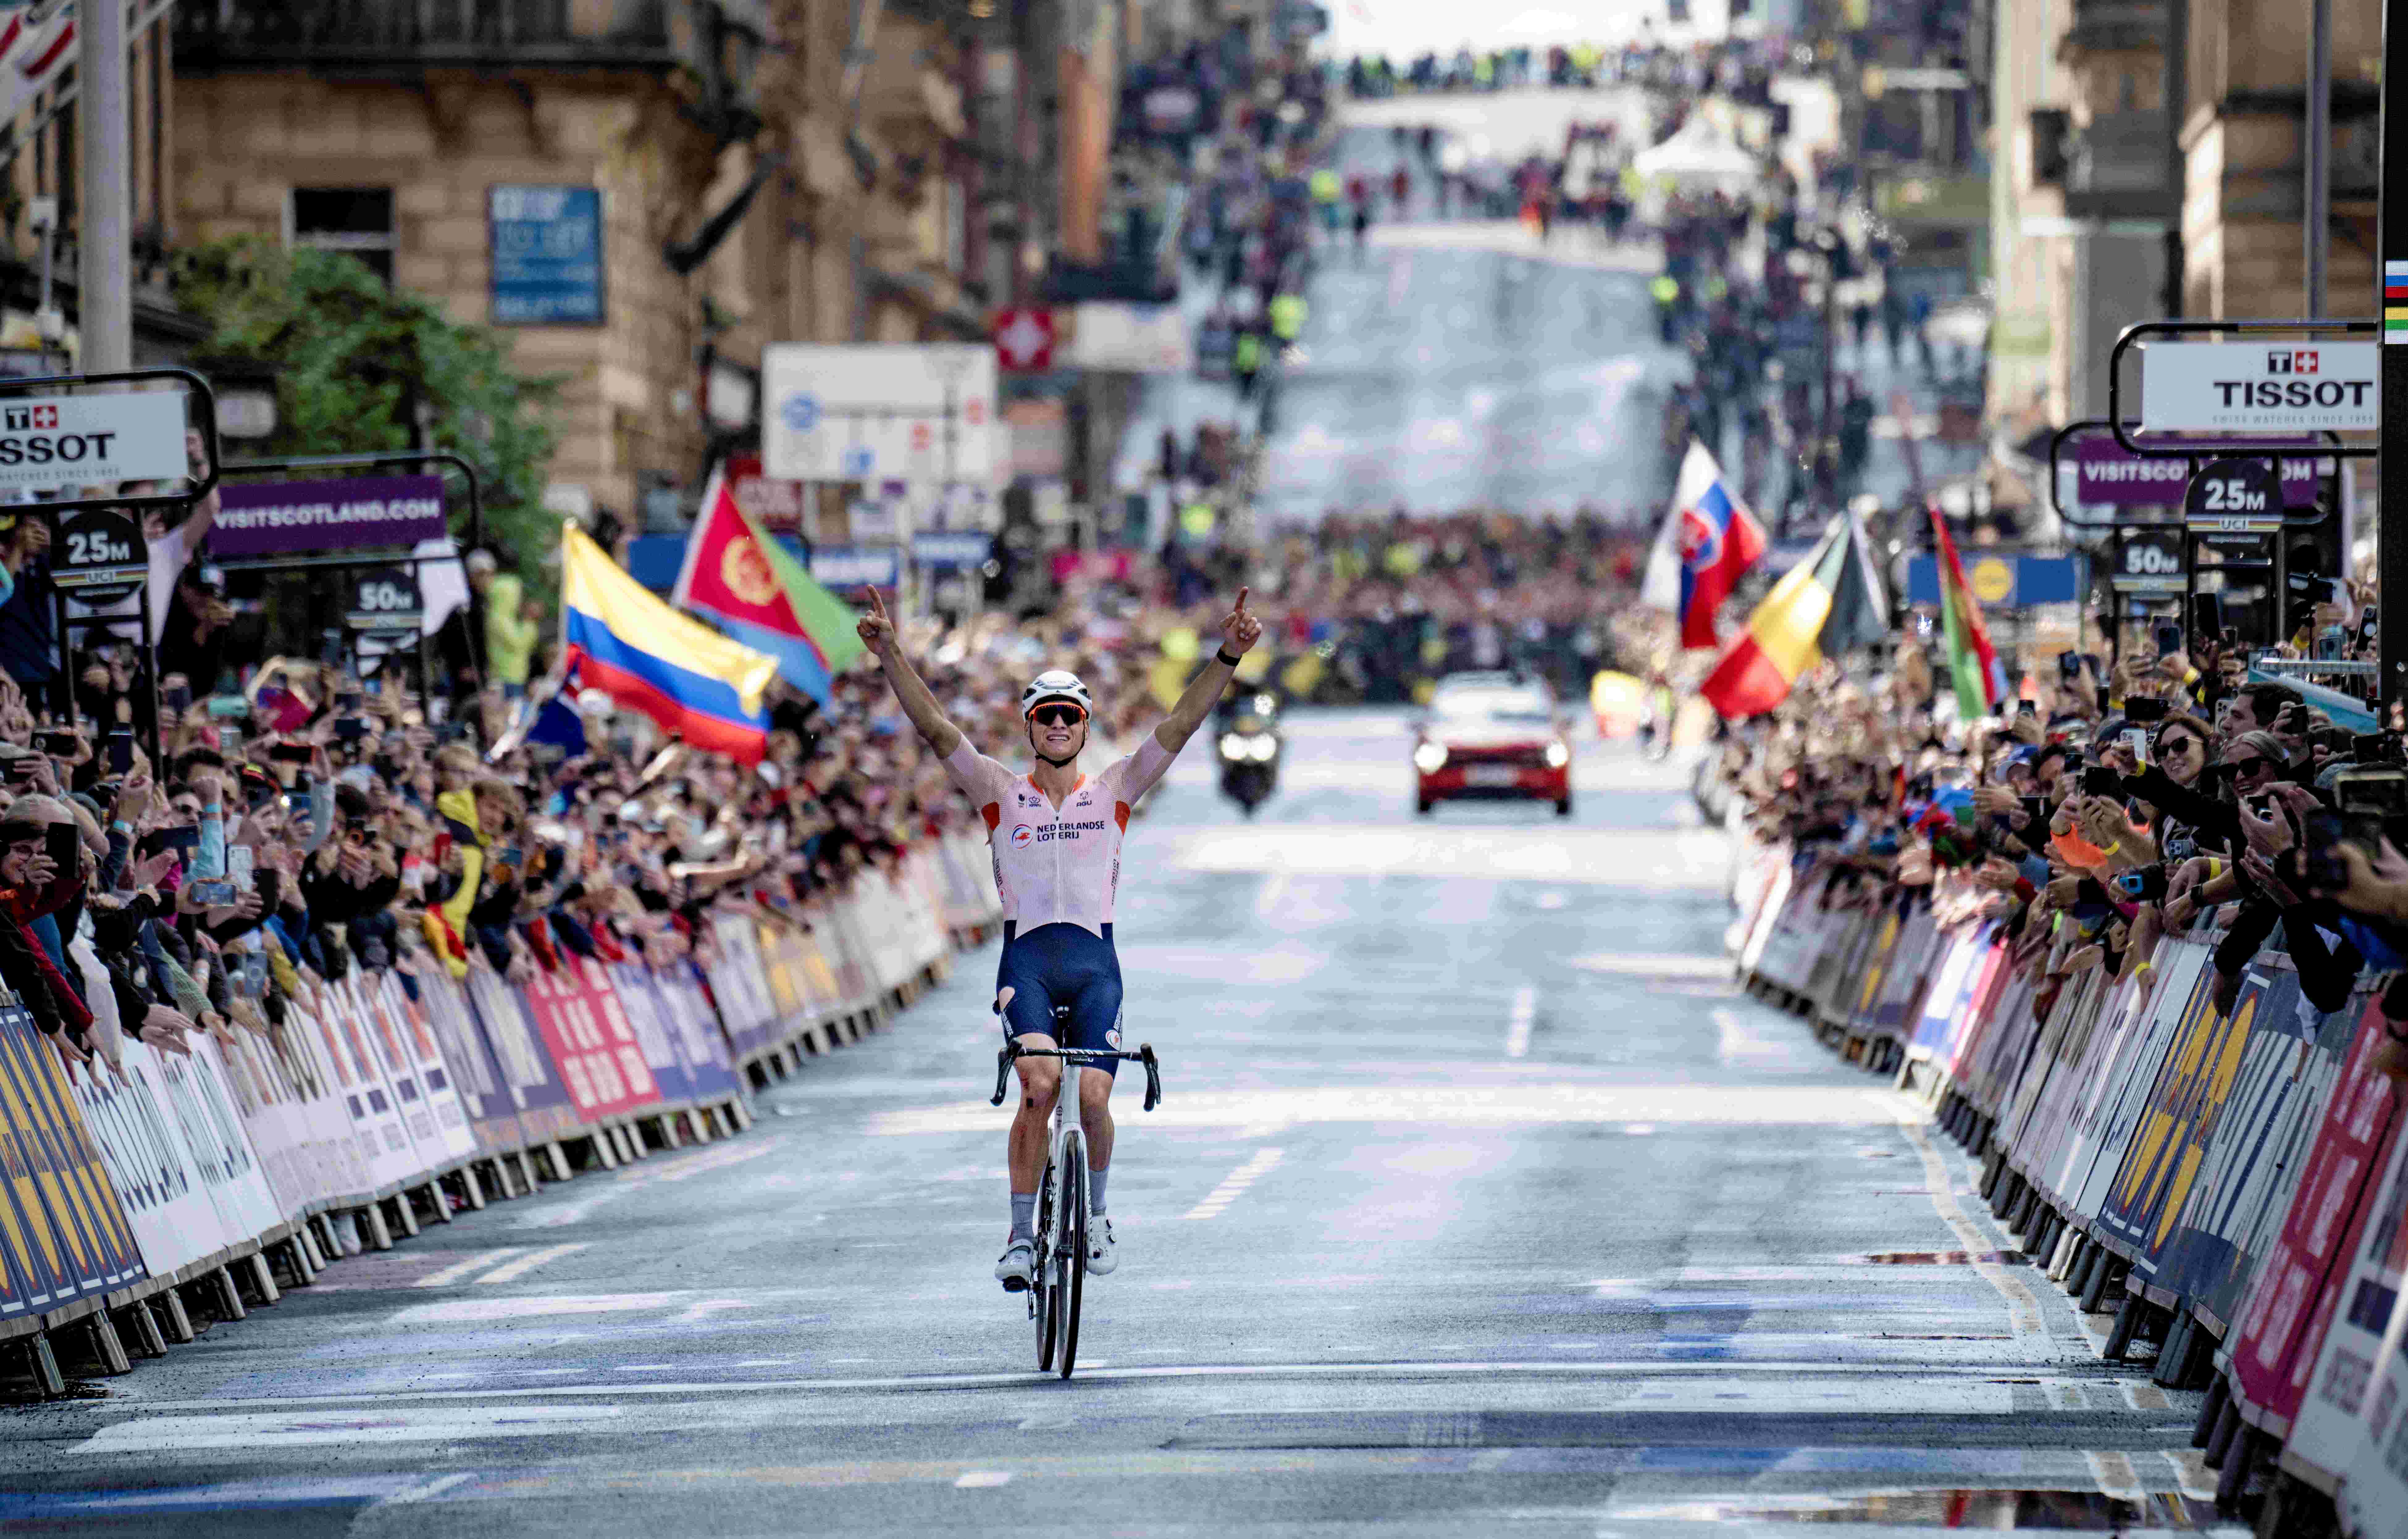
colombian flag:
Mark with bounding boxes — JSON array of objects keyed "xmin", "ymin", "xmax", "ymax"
[
  {"xmin": 1930, "ymin": 507, "xmax": 2007, "ymax": 720},
  {"xmin": 560, "ymin": 521, "xmax": 778, "ymax": 762},
  {"xmin": 1699, "ymin": 508, "xmax": 1889, "ymax": 718},
  {"xmin": 670, "ymin": 470, "xmax": 864, "ymax": 706}
]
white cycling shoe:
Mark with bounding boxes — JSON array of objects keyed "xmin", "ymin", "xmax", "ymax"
[
  {"xmin": 1086, "ymin": 1216, "xmax": 1117, "ymax": 1275},
  {"xmin": 995, "ymin": 1239, "xmax": 1035, "ymax": 1293}
]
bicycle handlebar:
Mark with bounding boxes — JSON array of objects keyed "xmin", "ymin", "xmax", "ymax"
[{"xmin": 990, "ymin": 1040, "xmax": 1163, "ymax": 1113}]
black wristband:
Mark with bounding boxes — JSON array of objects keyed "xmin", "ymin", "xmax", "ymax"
[{"xmin": 1215, "ymin": 646, "xmax": 1242, "ymax": 667}]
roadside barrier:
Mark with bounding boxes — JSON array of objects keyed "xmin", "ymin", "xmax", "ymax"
[
  {"xmin": 1730, "ymin": 837, "xmax": 2408, "ymax": 1534},
  {"xmin": 0, "ymin": 831, "xmax": 1001, "ymax": 1396}
]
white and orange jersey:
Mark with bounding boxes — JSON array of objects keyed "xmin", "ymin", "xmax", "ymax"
[{"xmin": 943, "ymin": 735, "xmax": 1179, "ymax": 938}]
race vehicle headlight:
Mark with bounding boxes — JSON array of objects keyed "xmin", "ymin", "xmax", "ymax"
[
  {"xmin": 1412, "ymin": 742, "xmax": 1447, "ymax": 774},
  {"xmin": 1543, "ymin": 741, "xmax": 1569, "ymax": 768},
  {"xmin": 1219, "ymin": 732, "xmax": 1247, "ymax": 760},
  {"xmin": 1244, "ymin": 734, "xmax": 1278, "ymax": 762}
]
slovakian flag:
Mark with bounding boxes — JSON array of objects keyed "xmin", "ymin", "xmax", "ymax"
[
  {"xmin": 670, "ymin": 470, "xmax": 866, "ymax": 706},
  {"xmin": 1698, "ymin": 507, "xmax": 1889, "ymax": 718},
  {"xmin": 1930, "ymin": 507, "xmax": 2008, "ymax": 720},
  {"xmin": 561, "ymin": 521, "xmax": 778, "ymax": 762},
  {"xmin": 1642, "ymin": 440, "xmax": 1767, "ymax": 650}
]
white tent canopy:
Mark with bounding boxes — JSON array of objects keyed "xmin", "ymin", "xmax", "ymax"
[{"xmin": 1630, "ymin": 112, "xmax": 1762, "ymax": 195}]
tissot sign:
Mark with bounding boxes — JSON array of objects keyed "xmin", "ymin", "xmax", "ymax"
[
  {"xmin": 0, "ymin": 391, "xmax": 187, "ymax": 490},
  {"xmin": 2141, "ymin": 342, "xmax": 2378, "ymax": 434}
]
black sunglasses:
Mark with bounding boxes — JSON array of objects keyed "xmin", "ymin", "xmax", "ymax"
[
  {"xmin": 1028, "ymin": 705, "xmax": 1086, "ymax": 728},
  {"xmin": 2217, "ymin": 755, "xmax": 2272, "ymax": 780}
]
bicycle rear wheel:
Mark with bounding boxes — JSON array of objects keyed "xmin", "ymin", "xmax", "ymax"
[
  {"xmin": 1032, "ymin": 1162, "xmax": 1056, "ymax": 1373},
  {"xmin": 1055, "ymin": 1142, "xmax": 1087, "ymax": 1380}
]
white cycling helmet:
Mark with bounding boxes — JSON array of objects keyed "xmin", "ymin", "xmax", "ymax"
[{"xmin": 1021, "ymin": 670, "xmax": 1092, "ymax": 718}]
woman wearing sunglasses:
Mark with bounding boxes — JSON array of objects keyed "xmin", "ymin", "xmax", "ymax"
[{"xmin": 857, "ymin": 583, "xmax": 1264, "ymax": 1292}]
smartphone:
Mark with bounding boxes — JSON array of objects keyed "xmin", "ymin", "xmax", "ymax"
[
  {"xmin": 2056, "ymin": 651, "xmax": 2082, "ymax": 685},
  {"xmin": 34, "ymin": 728, "xmax": 76, "ymax": 756},
  {"xmin": 186, "ymin": 877, "xmax": 236, "ymax": 906},
  {"xmin": 2020, "ymin": 796, "xmax": 2049, "ymax": 829},
  {"xmin": 334, "ymin": 716, "xmax": 371, "ymax": 742},
  {"xmin": 2082, "ymin": 766, "xmax": 2123, "ymax": 797},
  {"xmin": 161, "ymin": 681, "xmax": 191, "ymax": 716},
  {"xmin": 2336, "ymin": 768, "xmax": 2408, "ymax": 818},
  {"xmin": 2114, "ymin": 870, "xmax": 2149, "ymax": 898},
  {"xmin": 226, "ymin": 844, "xmax": 255, "ymax": 893},
  {"xmin": 207, "ymin": 695, "xmax": 251, "ymax": 719},
  {"xmin": 2356, "ymin": 733, "xmax": 2402, "ymax": 765},
  {"xmin": 2154, "ymin": 621, "xmax": 2184, "ymax": 659},
  {"xmin": 42, "ymin": 820, "xmax": 75, "ymax": 872},
  {"xmin": 498, "ymin": 846, "xmax": 524, "ymax": 870},
  {"xmin": 105, "ymin": 729, "xmax": 133, "ymax": 775},
  {"xmin": 2190, "ymin": 592, "xmax": 2226, "ymax": 641},
  {"xmin": 257, "ymin": 869, "xmax": 282, "ymax": 914},
  {"xmin": 2362, "ymin": 607, "xmax": 2380, "ymax": 644},
  {"xmin": 269, "ymin": 741, "xmax": 314, "ymax": 764},
  {"xmin": 2016, "ymin": 699, "xmax": 2037, "ymax": 717},
  {"xmin": 285, "ymin": 789, "xmax": 312, "ymax": 817},
  {"xmin": 2123, "ymin": 697, "xmax": 2168, "ymax": 724}
]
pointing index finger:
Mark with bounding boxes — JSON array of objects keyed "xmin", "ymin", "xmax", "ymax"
[
  {"xmin": 866, "ymin": 586, "xmax": 889, "ymax": 619},
  {"xmin": 1234, "ymin": 586, "xmax": 1249, "ymax": 615}
]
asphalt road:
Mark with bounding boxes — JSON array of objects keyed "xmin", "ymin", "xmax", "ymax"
[{"xmin": 0, "ymin": 712, "xmax": 2236, "ymax": 1537}]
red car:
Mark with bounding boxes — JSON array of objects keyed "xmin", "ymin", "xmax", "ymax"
[{"xmin": 1412, "ymin": 673, "xmax": 1573, "ymax": 817}]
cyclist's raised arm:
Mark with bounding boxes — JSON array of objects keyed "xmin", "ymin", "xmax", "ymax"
[
  {"xmin": 857, "ymin": 587, "xmax": 965, "ymax": 759},
  {"xmin": 1152, "ymin": 587, "xmax": 1264, "ymax": 755}
]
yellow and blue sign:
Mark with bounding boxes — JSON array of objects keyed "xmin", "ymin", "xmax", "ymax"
[{"xmin": 0, "ymin": 1002, "xmax": 144, "ymax": 1321}]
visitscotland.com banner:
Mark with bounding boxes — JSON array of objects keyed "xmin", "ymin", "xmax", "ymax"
[{"xmin": 212, "ymin": 475, "xmax": 448, "ymax": 559}]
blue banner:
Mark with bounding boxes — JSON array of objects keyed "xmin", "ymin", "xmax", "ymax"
[{"xmin": 490, "ymin": 185, "xmax": 604, "ymax": 326}]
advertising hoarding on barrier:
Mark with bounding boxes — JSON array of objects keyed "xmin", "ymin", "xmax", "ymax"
[
  {"xmin": 0, "ymin": 391, "xmax": 189, "ymax": 492},
  {"xmin": 2230, "ymin": 1001, "xmax": 2406, "ymax": 1438},
  {"xmin": 650, "ymin": 970, "xmax": 745, "ymax": 1100},
  {"xmin": 2140, "ymin": 341, "xmax": 2378, "ymax": 435},
  {"xmin": 296, "ymin": 989, "xmax": 430, "ymax": 1198},
  {"xmin": 516, "ymin": 957, "xmax": 663, "ymax": 1123},
  {"xmin": 2284, "ymin": 1122, "xmax": 2408, "ymax": 1490},
  {"xmin": 396, "ymin": 964, "xmax": 526, "ymax": 1156},
  {"xmin": 211, "ymin": 475, "xmax": 447, "ymax": 559},
  {"xmin": 69, "ymin": 1040, "xmax": 232, "ymax": 1282},
  {"xmin": 463, "ymin": 968, "xmax": 585, "ymax": 1143},
  {"xmin": 2092, "ymin": 955, "xmax": 2247, "ymax": 1262},
  {"xmin": 705, "ymin": 916, "xmax": 785, "ymax": 1064},
  {"xmin": 2335, "ymin": 1226, "xmax": 2408, "ymax": 1534},
  {"xmin": 360, "ymin": 975, "xmax": 480, "ymax": 1170},
  {"xmin": 169, "ymin": 1036, "xmax": 287, "ymax": 1250},
  {"xmin": 0, "ymin": 1001, "xmax": 145, "ymax": 1321},
  {"xmin": 2150, "ymin": 969, "xmax": 2339, "ymax": 1327},
  {"xmin": 608, "ymin": 964, "xmax": 707, "ymax": 1109}
]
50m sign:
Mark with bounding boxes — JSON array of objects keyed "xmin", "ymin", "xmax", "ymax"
[{"xmin": 0, "ymin": 392, "xmax": 188, "ymax": 491}]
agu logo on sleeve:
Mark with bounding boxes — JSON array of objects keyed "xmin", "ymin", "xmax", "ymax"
[{"xmin": 1010, "ymin": 825, "xmax": 1035, "ymax": 849}]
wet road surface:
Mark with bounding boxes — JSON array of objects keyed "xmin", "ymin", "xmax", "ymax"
[{"xmin": 0, "ymin": 713, "xmax": 2234, "ymax": 1536}]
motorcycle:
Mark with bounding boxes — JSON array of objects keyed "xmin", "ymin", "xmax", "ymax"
[{"xmin": 1215, "ymin": 692, "xmax": 1283, "ymax": 817}]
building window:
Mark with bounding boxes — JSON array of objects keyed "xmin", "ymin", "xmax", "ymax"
[{"xmin": 289, "ymin": 188, "xmax": 395, "ymax": 286}]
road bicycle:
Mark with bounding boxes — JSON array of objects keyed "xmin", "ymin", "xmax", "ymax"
[{"xmin": 990, "ymin": 1025, "xmax": 1162, "ymax": 1379}]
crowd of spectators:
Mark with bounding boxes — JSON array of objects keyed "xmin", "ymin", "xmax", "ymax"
[{"xmin": 1718, "ymin": 622, "xmax": 2408, "ymax": 1076}]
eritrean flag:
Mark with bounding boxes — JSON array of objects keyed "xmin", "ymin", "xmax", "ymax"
[
  {"xmin": 560, "ymin": 521, "xmax": 778, "ymax": 762},
  {"xmin": 1930, "ymin": 506, "xmax": 2007, "ymax": 720},
  {"xmin": 671, "ymin": 469, "xmax": 865, "ymax": 706},
  {"xmin": 1698, "ymin": 508, "xmax": 1889, "ymax": 718}
]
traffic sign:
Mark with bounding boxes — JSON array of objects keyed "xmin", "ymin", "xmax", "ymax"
[
  {"xmin": 992, "ymin": 307, "xmax": 1056, "ymax": 372},
  {"xmin": 2184, "ymin": 457, "xmax": 2286, "ymax": 532},
  {"xmin": 52, "ymin": 508, "xmax": 146, "ymax": 604}
]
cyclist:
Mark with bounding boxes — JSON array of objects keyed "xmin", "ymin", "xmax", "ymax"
[{"xmin": 856, "ymin": 584, "xmax": 1263, "ymax": 1291}]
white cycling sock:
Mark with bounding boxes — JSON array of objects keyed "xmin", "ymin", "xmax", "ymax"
[
  {"xmin": 1010, "ymin": 1191, "xmax": 1036, "ymax": 1242},
  {"xmin": 1088, "ymin": 1165, "xmax": 1108, "ymax": 1216}
]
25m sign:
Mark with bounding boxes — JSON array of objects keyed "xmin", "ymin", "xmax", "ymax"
[{"xmin": 2142, "ymin": 341, "xmax": 2378, "ymax": 435}]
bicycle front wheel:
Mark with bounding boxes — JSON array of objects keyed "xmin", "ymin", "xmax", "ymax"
[
  {"xmin": 1055, "ymin": 1146, "xmax": 1088, "ymax": 1380},
  {"xmin": 1032, "ymin": 1161, "xmax": 1056, "ymax": 1373}
]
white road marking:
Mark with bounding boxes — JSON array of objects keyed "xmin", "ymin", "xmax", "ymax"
[
  {"xmin": 518, "ymin": 1140, "xmax": 787, "ymax": 1229},
  {"xmin": 390, "ymin": 1291, "xmax": 684, "ymax": 1325},
  {"xmin": 377, "ymin": 1471, "xmax": 472, "ymax": 1506},
  {"xmin": 875, "ymin": 1084, "xmax": 1912, "ymax": 1136},
  {"xmin": 1892, "ymin": 1115, "xmax": 2045, "ymax": 1339},
  {"xmin": 411, "ymin": 1248, "xmax": 530, "ymax": 1288},
  {"xmin": 1171, "ymin": 825, "xmax": 1730, "ymax": 889},
  {"xmin": 954, "ymin": 1471, "xmax": 1014, "ymax": 1488},
  {"xmin": 75, "ymin": 1405, "xmax": 623, "ymax": 1454},
  {"xmin": 476, "ymin": 1243, "xmax": 589, "ymax": 1285},
  {"xmin": 1572, "ymin": 953, "xmax": 1730, "ymax": 979},
  {"xmin": 2163, "ymin": 1447, "xmax": 2219, "ymax": 1500},
  {"xmin": 1184, "ymin": 1148, "xmax": 1285, "ymax": 1220},
  {"xmin": 1504, "ymin": 986, "xmax": 1536, "ymax": 1058}
]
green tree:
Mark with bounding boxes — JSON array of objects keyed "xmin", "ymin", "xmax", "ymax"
[{"xmin": 170, "ymin": 238, "xmax": 562, "ymax": 583}]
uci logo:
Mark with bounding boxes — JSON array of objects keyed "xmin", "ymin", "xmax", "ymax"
[{"xmin": 1010, "ymin": 826, "xmax": 1035, "ymax": 849}]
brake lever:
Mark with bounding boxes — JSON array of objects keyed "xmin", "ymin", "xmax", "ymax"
[
  {"xmin": 990, "ymin": 1043, "xmax": 1017, "ymax": 1107},
  {"xmin": 1139, "ymin": 1042, "xmax": 1161, "ymax": 1112}
]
